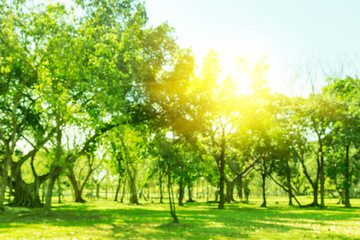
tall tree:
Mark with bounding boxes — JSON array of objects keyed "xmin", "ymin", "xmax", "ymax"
[{"xmin": 324, "ymin": 76, "xmax": 360, "ymax": 207}]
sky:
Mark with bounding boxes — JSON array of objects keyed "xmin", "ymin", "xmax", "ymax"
[{"xmin": 144, "ymin": 0, "xmax": 360, "ymax": 95}]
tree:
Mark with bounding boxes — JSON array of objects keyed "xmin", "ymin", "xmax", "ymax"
[
  {"xmin": 111, "ymin": 126, "xmax": 149, "ymax": 205},
  {"xmin": 0, "ymin": 0, "xmax": 180, "ymax": 214},
  {"xmin": 149, "ymin": 131, "xmax": 181, "ymax": 223},
  {"xmin": 194, "ymin": 50, "xmax": 228, "ymax": 209},
  {"xmin": 291, "ymin": 92, "xmax": 344, "ymax": 207},
  {"xmin": 324, "ymin": 76, "xmax": 360, "ymax": 207},
  {"xmin": 0, "ymin": 0, "xmax": 46, "ymax": 211},
  {"xmin": 66, "ymin": 153, "xmax": 101, "ymax": 203},
  {"xmin": 232, "ymin": 57, "xmax": 275, "ymax": 208}
]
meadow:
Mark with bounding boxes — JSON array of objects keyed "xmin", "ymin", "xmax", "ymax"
[{"xmin": 0, "ymin": 197, "xmax": 359, "ymax": 239}]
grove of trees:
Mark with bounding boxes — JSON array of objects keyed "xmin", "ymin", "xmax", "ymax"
[{"xmin": 1, "ymin": 0, "xmax": 360, "ymax": 223}]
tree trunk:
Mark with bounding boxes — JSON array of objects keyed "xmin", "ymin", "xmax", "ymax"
[
  {"xmin": 43, "ymin": 110, "xmax": 63, "ymax": 215},
  {"xmin": 337, "ymin": 190, "xmax": 344, "ymax": 204},
  {"xmin": 218, "ymin": 125, "xmax": 226, "ymax": 210},
  {"xmin": 285, "ymin": 159, "xmax": 293, "ymax": 206},
  {"xmin": 225, "ymin": 177, "xmax": 235, "ymax": 203},
  {"xmin": 178, "ymin": 176, "xmax": 184, "ymax": 206},
  {"xmin": 147, "ymin": 185, "xmax": 150, "ymax": 200},
  {"xmin": 215, "ymin": 189, "xmax": 219, "ymax": 202},
  {"xmin": 0, "ymin": 149, "xmax": 11, "ymax": 211},
  {"xmin": 267, "ymin": 171, "xmax": 302, "ymax": 207},
  {"xmin": 236, "ymin": 176, "xmax": 243, "ymax": 201},
  {"xmin": 11, "ymin": 180, "xmax": 43, "ymax": 207},
  {"xmin": 206, "ymin": 185, "xmax": 209, "ymax": 202},
  {"xmin": 260, "ymin": 171, "xmax": 267, "ymax": 208},
  {"xmin": 159, "ymin": 172, "xmax": 164, "ymax": 203},
  {"xmin": 114, "ymin": 177, "xmax": 121, "ymax": 202},
  {"xmin": 44, "ymin": 176, "xmax": 56, "ymax": 215},
  {"xmin": 43, "ymin": 166, "xmax": 62, "ymax": 215},
  {"xmin": 10, "ymin": 159, "xmax": 49, "ymax": 208},
  {"xmin": 129, "ymin": 175, "xmax": 139, "ymax": 204},
  {"xmin": 344, "ymin": 145, "xmax": 351, "ymax": 208},
  {"xmin": 187, "ymin": 179, "xmax": 195, "ymax": 203},
  {"xmin": 312, "ymin": 180, "xmax": 319, "ymax": 206},
  {"xmin": 244, "ymin": 179, "xmax": 250, "ymax": 203},
  {"xmin": 57, "ymin": 176, "xmax": 62, "ymax": 203},
  {"xmin": 167, "ymin": 168, "xmax": 178, "ymax": 223},
  {"xmin": 105, "ymin": 179, "xmax": 108, "ymax": 200},
  {"xmin": 0, "ymin": 85, "xmax": 23, "ymax": 211},
  {"xmin": 42, "ymin": 181, "xmax": 46, "ymax": 203},
  {"xmin": 8, "ymin": 177, "xmax": 12, "ymax": 204},
  {"xmin": 295, "ymin": 148, "xmax": 319, "ymax": 207},
  {"xmin": 120, "ymin": 178, "xmax": 126, "ymax": 203},
  {"xmin": 68, "ymin": 170, "xmax": 86, "ymax": 203},
  {"xmin": 96, "ymin": 182, "xmax": 101, "ymax": 199},
  {"xmin": 319, "ymin": 152, "xmax": 325, "ymax": 208}
]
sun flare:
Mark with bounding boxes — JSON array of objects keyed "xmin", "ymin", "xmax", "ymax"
[{"xmin": 213, "ymin": 51, "xmax": 285, "ymax": 94}]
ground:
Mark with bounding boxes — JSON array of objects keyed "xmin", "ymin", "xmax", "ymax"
[{"xmin": 0, "ymin": 196, "xmax": 359, "ymax": 239}]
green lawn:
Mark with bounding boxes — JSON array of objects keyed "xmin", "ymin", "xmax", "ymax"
[{"xmin": 1, "ymin": 197, "xmax": 359, "ymax": 239}]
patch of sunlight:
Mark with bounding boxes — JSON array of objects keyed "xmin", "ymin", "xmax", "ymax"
[
  {"xmin": 0, "ymin": 224, "xmax": 117, "ymax": 240},
  {"xmin": 206, "ymin": 221, "xmax": 226, "ymax": 228},
  {"xmin": 94, "ymin": 223, "xmax": 114, "ymax": 230}
]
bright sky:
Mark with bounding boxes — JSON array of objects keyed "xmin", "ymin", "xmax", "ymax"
[{"xmin": 144, "ymin": 0, "xmax": 360, "ymax": 95}]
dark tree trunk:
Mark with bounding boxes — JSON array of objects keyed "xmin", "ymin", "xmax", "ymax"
[
  {"xmin": 114, "ymin": 177, "xmax": 121, "ymax": 202},
  {"xmin": 42, "ymin": 181, "xmax": 46, "ymax": 203},
  {"xmin": 57, "ymin": 176, "xmax": 62, "ymax": 203},
  {"xmin": 218, "ymin": 125, "xmax": 226, "ymax": 210},
  {"xmin": 225, "ymin": 177, "xmax": 235, "ymax": 203},
  {"xmin": 8, "ymin": 177, "xmax": 12, "ymax": 203},
  {"xmin": 94, "ymin": 176, "xmax": 106, "ymax": 199},
  {"xmin": 187, "ymin": 179, "xmax": 195, "ymax": 203},
  {"xmin": 337, "ymin": 190, "xmax": 344, "ymax": 204},
  {"xmin": 96, "ymin": 182, "xmax": 101, "ymax": 198},
  {"xmin": 285, "ymin": 159, "xmax": 293, "ymax": 206},
  {"xmin": 315, "ymin": 136, "xmax": 325, "ymax": 208},
  {"xmin": 11, "ymin": 180, "xmax": 43, "ymax": 207},
  {"xmin": 225, "ymin": 179, "xmax": 230, "ymax": 203},
  {"xmin": 312, "ymin": 181, "xmax": 319, "ymax": 206},
  {"xmin": 167, "ymin": 168, "xmax": 178, "ymax": 223},
  {"xmin": 120, "ymin": 178, "xmax": 126, "ymax": 203},
  {"xmin": 312, "ymin": 153, "xmax": 321, "ymax": 207},
  {"xmin": 260, "ymin": 171, "xmax": 267, "ymax": 208},
  {"xmin": 105, "ymin": 180, "xmax": 108, "ymax": 200},
  {"xmin": 206, "ymin": 185, "xmax": 209, "ymax": 202},
  {"xmin": 244, "ymin": 179, "xmax": 250, "ymax": 203},
  {"xmin": 236, "ymin": 176, "xmax": 243, "ymax": 201},
  {"xmin": 344, "ymin": 145, "xmax": 351, "ymax": 208},
  {"xmin": 0, "ymin": 147, "xmax": 11, "ymax": 211},
  {"xmin": 68, "ymin": 170, "xmax": 86, "ymax": 203},
  {"xmin": 159, "ymin": 172, "xmax": 164, "ymax": 204},
  {"xmin": 178, "ymin": 176, "xmax": 184, "ymax": 206},
  {"xmin": 147, "ymin": 185, "xmax": 150, "ymax": 200},
  {"xmin": 319, "ymin": 152, "xmax": 325, "ymax": 208},
  {"xmin": 10, "ymin": 158, "xmax": 48, "ymax": 207}
]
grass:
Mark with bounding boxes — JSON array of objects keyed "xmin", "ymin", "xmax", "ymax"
[{"xmin": 1, "ymin": 197, "xmax": 360, "ymax": 239}]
